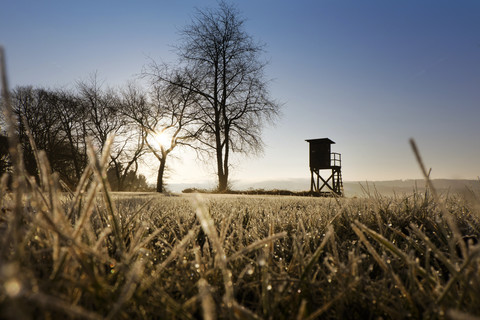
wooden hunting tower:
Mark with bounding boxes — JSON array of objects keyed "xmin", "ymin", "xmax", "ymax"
[{"xmin": 306, "ymin": 138, "xmax": 343, "ymax": 196}]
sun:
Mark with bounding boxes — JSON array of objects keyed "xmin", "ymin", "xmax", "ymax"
[{"xmin": 151, "ymin": 131, "xmax": 172, "ymax": 149}]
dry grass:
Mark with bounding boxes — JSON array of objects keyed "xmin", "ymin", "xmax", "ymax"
[{"xmin": 1, "ymin": 166, "xmax": 480, "ymax": 319}]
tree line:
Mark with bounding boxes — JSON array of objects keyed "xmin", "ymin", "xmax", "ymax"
[{"xmin": 1, "ymin": 1, "xmax": 280, "ymax": 192}]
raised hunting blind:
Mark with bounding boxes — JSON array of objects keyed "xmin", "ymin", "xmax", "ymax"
[{"xmin": 306, "ymin": 138, "xmax": 343, "ymax": 196}]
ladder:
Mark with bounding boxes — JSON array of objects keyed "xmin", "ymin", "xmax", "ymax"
[
  {"xmin": 337, "ymin": 170, "xmax": 344, "ymax": 196},
  {"xmin": 331, "ymin": 168, "xmax": 343, "ymax": 196}
]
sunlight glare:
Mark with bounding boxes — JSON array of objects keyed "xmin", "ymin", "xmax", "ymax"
[{"xmin": 152, "ymin": 131, "xmax": 173, "ymax": 149}]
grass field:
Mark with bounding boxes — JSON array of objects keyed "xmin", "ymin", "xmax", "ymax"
[{"xmin": 1, "ymin": 148, "xmax": 480, "ymax": 320}]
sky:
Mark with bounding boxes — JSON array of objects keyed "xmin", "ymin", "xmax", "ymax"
[{"xmin": 1, "ymin": 0, "xmax": 479, "ymax": 189}]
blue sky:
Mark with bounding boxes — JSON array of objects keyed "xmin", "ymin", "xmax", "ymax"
[{"xmin": 2, "ymin": 0, "xmax": 479, "ymax": 187}]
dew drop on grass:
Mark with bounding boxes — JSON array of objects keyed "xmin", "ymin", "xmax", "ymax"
[{"xmin": 5, "ymin": 279, "xmax": 21, "ymax": 297}]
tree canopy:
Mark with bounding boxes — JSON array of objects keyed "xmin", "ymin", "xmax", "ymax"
[{"xmin": 148, "ymin": 1, "xmax": 280, "ymax": 191}]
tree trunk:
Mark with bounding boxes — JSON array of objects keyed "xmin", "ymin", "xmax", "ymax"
[
  {"xmin": 221, "ymin": 124, "xmax": 230, "ymax": 192},
  {"xmin": 216, "ymin": 137, "xmax": 227, "ymax": 191},
  {"xmin": 156, "ymin": 157, "xmax": 166, "ymax": 193},
  {"xmin": 114, "ymin": 163, "xmax": 123, "ymax": 191},
  {"xmin": 216, "ymin": 148, "xmax": 226, "ymax": 191},
  {"xmin": 218, "ymin": 173, "xmax": 228, "ymax": 192},
  {"xmin": 65, "ymin": 131, "xmax": 82, "ymax": 183}
]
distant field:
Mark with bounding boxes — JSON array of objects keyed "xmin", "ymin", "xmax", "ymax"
[
  {"xmin": 170, "ymin": 178, "xmax": 480, "ymax": 197},
  {"xmin": 2, "ymin": 182, "xmax": 480, "ymax": 319}
]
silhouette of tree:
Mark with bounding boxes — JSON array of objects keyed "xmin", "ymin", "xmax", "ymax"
[
  {"xmin": 0, "ymin": 105, "xmax": 10, "ymax": 176},
  {"xmin": 0, "ymin": 133, "xmax": 10, "ymax": 177},
  {"xmin": 43, "ymin": 89, "xmax": 88, "ymax": 184},
  {"xmin": 120, "ymin": 81, "xmax": 200, "ymax": 193},
  {"xmin": 77, "ymin": 75, "xmax": 146, "ymax": 191},
  {"xmin": 11, "ymin": 87, "xmax": 61, "ymax": 180},
  {"xmin": 7, "ymin": 84, "xmax": 147, "ymax": 190},
  {"xmin": 7, "ymin": 87, "xmax": 86, "ymax": 187},
  {"xmin": 107, "ymin": 164, "xmax": 150, "ymax": 191},
  {"xmin": 148, "ymin": 1, "xmax": 280, "ymax": 191}
]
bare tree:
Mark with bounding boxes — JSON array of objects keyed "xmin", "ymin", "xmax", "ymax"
[
  {"xmin": 7, "ymin": 87, "xmax": 87, "ymax": 187},
  {"xmin": 121, "ymin": 80, "xmax": 200, "ymax": 193},
  {"xmin": 77, "ymin": 75, "xmax": 146, "ymax": 191},
  {"xmin": 0, "ymin": 99, "xmax": 12, "ymax": 176},
  {"xmin": 0, "ymin": 133, "xmax": 10, "ymax": 177},
  {"xmin": 76, "ymin": 74, "xmax": 122, "ymax": 153},
  {"xmin": 6, "ymin": 83, "xmax": 148, "ymax": 191},
  {"xmin": 149, "ymin": 1, "xmax": 280, "ymax": 191},
  {"xmin": 11, "ymin": 87, "xmax": 63, "ymax": 179},
  {"xmin": 44, "ymin": 89, "xmax": 88, "ymax": 184}
]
